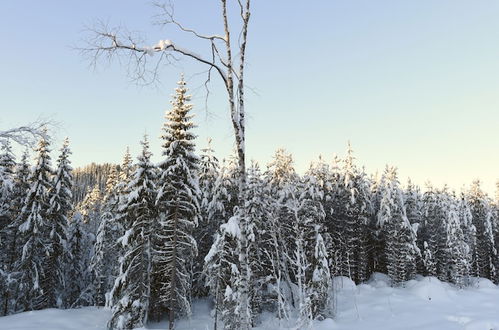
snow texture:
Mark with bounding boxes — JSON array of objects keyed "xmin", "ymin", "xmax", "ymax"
[{"xmin": 1, "ymin": 275, "xmax": 499, "ymax": 329}]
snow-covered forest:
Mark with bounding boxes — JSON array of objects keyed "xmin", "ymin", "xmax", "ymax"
[{"xmin": 1, "ymin": 78, "xmax": 499, "ymax": 329}]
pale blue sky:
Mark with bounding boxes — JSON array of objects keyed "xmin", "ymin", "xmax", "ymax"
[{"xmin": 1, "ymin": 1, "xmax": 498, "ymax": 195}]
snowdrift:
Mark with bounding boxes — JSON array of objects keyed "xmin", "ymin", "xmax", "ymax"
[{"xmin": 1, "ymin": 274, "xmax": 498, "ymax": 330}]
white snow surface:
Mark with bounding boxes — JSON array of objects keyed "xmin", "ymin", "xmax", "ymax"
[
  {"xmin": 0, "ymin": 307, "xmax": 111, "ymax": 329},
  {"xmin": 1, "ymin": 275, "xmax": 499, "ymax": 329}
]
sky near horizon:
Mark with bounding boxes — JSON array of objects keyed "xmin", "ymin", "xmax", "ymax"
[{"xmin": 0, "ymin": 0, "xmax": 498, "ymax": 195}]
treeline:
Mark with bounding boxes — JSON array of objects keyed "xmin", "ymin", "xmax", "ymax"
[
  {"xmin": 73, "ymin": 163, "xmax": 115, "ymax": 204},
  {"xmin": 1, "ymin": 78, "xmax": 498, "ymax": 329}
]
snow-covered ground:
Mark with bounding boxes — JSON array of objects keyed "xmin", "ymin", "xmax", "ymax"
[{"xmin": 1, "ymin": 274, "xmax": 498, "ymax": 330}]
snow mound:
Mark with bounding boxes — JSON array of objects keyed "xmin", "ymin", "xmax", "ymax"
[
  {"xmin": 366, "ymin": 272, "xmax": 392, "ymax": 288},
  {"xmin": 0, "ymin": 307, "xmax": 111, "ymax": 330},
  {"xmin": 405, "ymin": 276, "xmax": 451, "ymax": 302},
  {"xmin": 468, "ymin": 277, "xmax": 497, "ymax": 290},
  {"xmin": 464, "ymin": 320, "xmax": 499, "ymax": 330},
  {"xmin": 333, "ymin": 276, "xmax": 356, "ymax": 290}
]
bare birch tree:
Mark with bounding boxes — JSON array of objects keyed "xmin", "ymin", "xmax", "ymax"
[
  {"xmin": 81, "ymin": 1, "xmax": 253, "ymax": 328},
  {"xmin": 81, "ymin": 1, "xmax": 250, "ymax": 190}
]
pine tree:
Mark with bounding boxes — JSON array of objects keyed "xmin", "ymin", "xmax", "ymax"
[
  {"xmin": 14, "ymin": 134, "xmax": 53, "ymax": 311},
  {"xmin": 154, "ymin": 77, "xmax": 200, "ymax": 328},
  {"xmin": 108, "ymin": 136, "xmax": 157, "ymax": 329}
]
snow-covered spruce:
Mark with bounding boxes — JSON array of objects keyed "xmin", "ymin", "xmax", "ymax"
[
  {"xmin": 0, "ymin": 141, "xmax": 18, "ymax": 316},
  {"xmin": 91, "ymin": 149, "xmax": 131, "ymax": 308},
  {"xmin": 468, "ymin": 181, "xmax": 497, "ymax": 281},
  {"xmin": 108, "ymin": 136, "xmax": 157, "ymax": 330},
  {"xmin": 192, "ymin": 139, "xmax": 222, "ymax": 299},
  {"xmin": 376, "ymin": 166, "xmax": 419, "ymax": 283},
  {"xmin": 43, "ymin": 138, "xmax": 73, "ymax": 308},
  {"xmin": 153, "ymin": 77, "xmax": 200, "ymax": 328},
  {"xmin": 14, "ymin": 133, "xmax": 54, "ymax": 311}
]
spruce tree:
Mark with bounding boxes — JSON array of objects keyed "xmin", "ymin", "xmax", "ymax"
[
  {"xmin": 192, "ymin": 138, "xmax": 221, "ymax": 298},
  {"xmin": 264, "ymin": 148, "xmax": 299, "ymax": 320},
  {"xmin": 0, "ymin": 141, "xmax": 16, "ymax": 316},
  {"xmin": 301, "ymin": 174, "xmax": 332, "ymax": 320},
  {"xmin": 1, "ymin": 150, "xmax": 31, "ymax": 315},
  {"xmin": 14, "ymin": 134, "xmax": 53, "ymax": 311},
  {"xmin": 154, "ymin": 76, "xmax": 200, "ymax": 328},
  {"xmin": 420, "ymin": 185, "xmax": 439, "ymax": 276},
  {"xmin": 306, "ymin": 156, "xmax": 336, "ymax": 277},
  {"xmin": 377, "ymin": 166, "xmax": 418, "ymax": 283},
  {"xmin": 330, "ymin": 144, "xmax": 372, "ymax": 283},
  {"xmin": 76, "ymin": 180, "xmax": 107, "ymax": 306},
  {"xmin": 405, "ymin": 180, "xmax": 424, "ymax": 273},
  {"xmin": 468, "ymin": 181, "xmax": 497, "ymax": 279},
  {"xmin": 458, "ymin": 191, "xmax": 475, "ymax": 282},
  {"xmin": 204, "ymin": 215, "xmax": 244, "ymax": 330},
  {"xmin": 108, "ymin": 136, "xmax": 157, "ymax": 329},
  {"xmin": 0, "ymin": 141, "xmax": 15, "ymax": 227},
  {"xmin": 43, "ymin": 138, "xmax": 73, "ymax": 308},
  {"xmin": 65, "ymin": 212, "xmax": 92, "ymax": 307},
  {"xmin": 279, "ymin": 176, "xmax": 330, "ymax": 327},
  {"xmin": 244, "ymin": 161, "xmax": 272, "ymax": 323},
  {"xmin": 91, "ymin": 151, "xmax": 131, "ymax": 307},
  {"xmin": 442, "ymin": 192, "xmax": 470, "ymax": 286}
]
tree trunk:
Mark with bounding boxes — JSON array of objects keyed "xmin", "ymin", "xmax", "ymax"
[{"xmin": 169, "ymin": 201, "xmax": 179, "ymax": 330}]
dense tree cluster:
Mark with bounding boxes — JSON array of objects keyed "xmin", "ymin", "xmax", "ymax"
[{"xmin": 1, "ymin": 79, "xmax": 498, "ymax": 329}]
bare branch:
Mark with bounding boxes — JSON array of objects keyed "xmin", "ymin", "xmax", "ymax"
[
  {"xmin": 0, "ymin": 118, "xmax": 55, "ymax": 147},
  {"xmin": 79, "ymin": 21, "xmax": 228, "ymax": 86},
  {"xmin": 153, "ymin": 2, "xmax": 226, "ymax": 42}
]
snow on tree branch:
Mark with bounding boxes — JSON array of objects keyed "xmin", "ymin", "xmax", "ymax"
[
  {"xmin": 80, "ymin": 19, "xmax": 227, "ymax": 86},
  {"xmin": 0, "ymin": 119, "xmax": 53, "ymax": 147}
]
